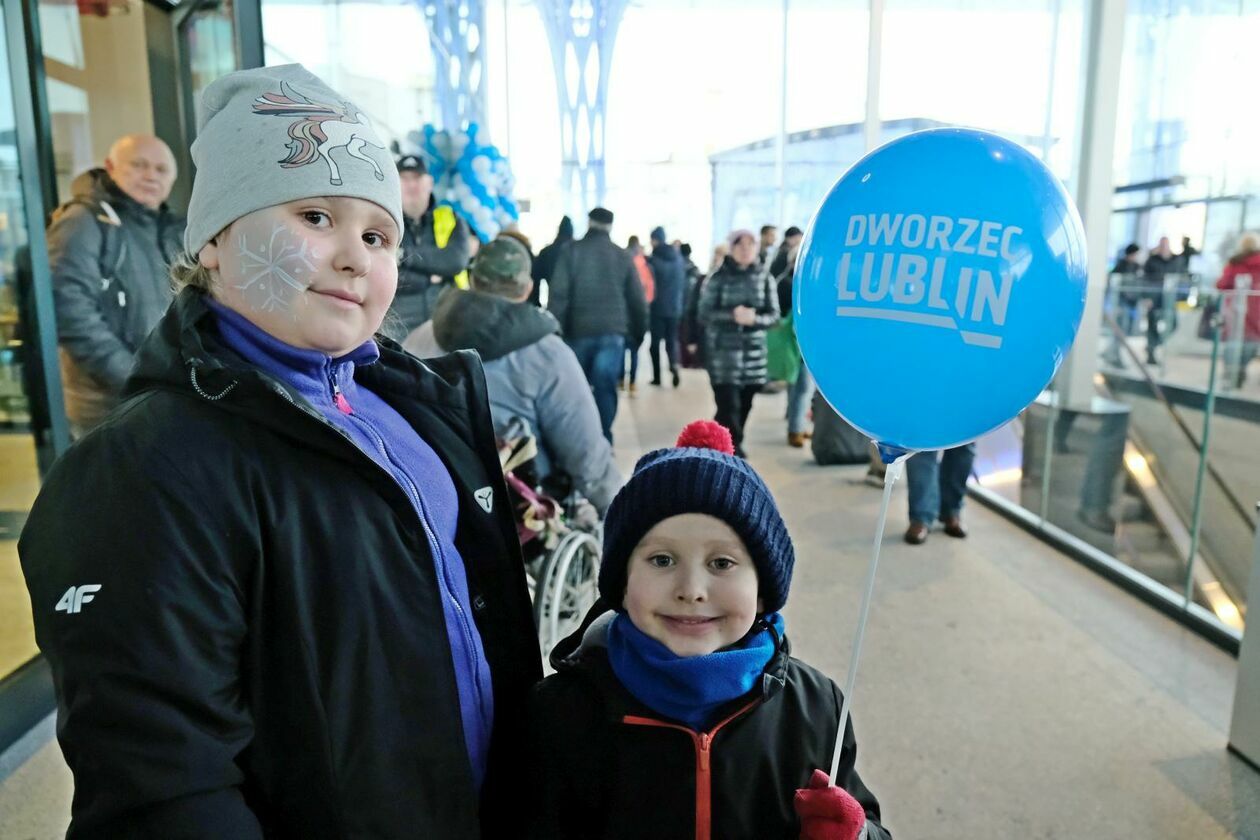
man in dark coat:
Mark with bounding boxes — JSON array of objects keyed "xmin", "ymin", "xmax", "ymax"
[
  {"xmin": 547, "ymin": 207, "xmax": 648, "ymax": 442},
  {"xmin": 646, "ymin": 226, "xmax": 685, "ymax": 388},
  {"xmin": 391, "ymin": 154, "xmax": 472, "ymax": 335},
  {"xmin": 45, "ymin": 134, "xmax": 185, "ymax": 436},
  {"xmin": 405, "ymin": 238, "xmax": 621, "ymax": 514}
]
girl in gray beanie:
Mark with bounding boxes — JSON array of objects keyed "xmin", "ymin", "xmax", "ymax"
[{"xmin": 20, "ymin": 64, "xmax": 539, "ymax": 838}]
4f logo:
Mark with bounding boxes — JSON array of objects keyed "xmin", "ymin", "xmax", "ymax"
[{"xmin": 55, "ymin": 585, "xmax": 101, "ymax": 614}]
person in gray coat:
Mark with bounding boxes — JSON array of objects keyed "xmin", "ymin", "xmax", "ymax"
[
  {"xmin": 547, "ymin": 207, "xmax": 648, "ymax": 442},
  {"xmin": 405, "ymin": 237, "xmax": 621, "ymax": 514},
  {"xmin": 699, "ymin": 229, "xmax": 780, "ymax": 457},
  {"xmin": 45, "ymin": 134, "xmax": 185, "ymax": 436}
]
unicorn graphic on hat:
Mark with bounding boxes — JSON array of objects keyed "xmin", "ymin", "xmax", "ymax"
[{"xmin": 252, "ymin": 81, "xmax": 385, "ymax": 187}]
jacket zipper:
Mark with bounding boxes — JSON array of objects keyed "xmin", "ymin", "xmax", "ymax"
[
  {"xmin": 325, "ymin": 363, "xmax": 489, "ymax": 707},
  {"xmin": 621, "ymin": 698, "xmax": 762, "ymax": 840}
]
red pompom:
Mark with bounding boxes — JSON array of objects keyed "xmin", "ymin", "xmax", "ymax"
[{"xmin": 675, "ymin": 420, "xmax": 735, "ymax": 455}]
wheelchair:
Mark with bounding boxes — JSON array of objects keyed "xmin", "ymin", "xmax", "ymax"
[{"xmin": 498, "ymin": 426, "xmax": 601, "ymax": 666}]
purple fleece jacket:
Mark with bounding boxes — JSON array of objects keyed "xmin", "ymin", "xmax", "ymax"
[{"xmin": 210, "ymin": 300, "xmax": 494, "ymax": 789}]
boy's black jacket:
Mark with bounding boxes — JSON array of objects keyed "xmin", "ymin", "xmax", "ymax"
[
  {"xmin": 19, "ymin": 289, "xmax": 541, "ymax": 838},
  {"xmin": 528, "ymin": 604, "xmax": 891, "ymax": 840}
]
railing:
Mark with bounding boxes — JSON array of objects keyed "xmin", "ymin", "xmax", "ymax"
[{"xmin": 971, "ymin": 272, "xmax": 1258, "ymax": 640}]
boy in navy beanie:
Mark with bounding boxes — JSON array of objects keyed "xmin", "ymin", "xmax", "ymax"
[{"xmin": 528, "ymin": 421, "xmax": 891, "ymax": 840}]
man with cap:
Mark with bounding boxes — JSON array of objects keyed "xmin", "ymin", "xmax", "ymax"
[
  {"xmin": 547, "ymin": 207, "xmax": 648, "ymax": 442},
  {"xmin": 392, "ymin": 153, "xmax": 472, "ymax": 335},
  {"xmin": 405, "ymin": 236, "xmax": 621, "ymax": 514}
]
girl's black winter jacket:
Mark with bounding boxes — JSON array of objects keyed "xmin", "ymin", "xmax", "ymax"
[
  {"xmin": 19, "ymin": 290, "xmax": 541, "ymax": 838},
  {"xmin": 528, "ymin": 608, "xmax": 891, "ymax": 840}
]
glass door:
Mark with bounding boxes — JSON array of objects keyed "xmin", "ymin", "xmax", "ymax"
[{"xmin": 0, "ymin": 5, "xmax": 66, "ymax": 682}]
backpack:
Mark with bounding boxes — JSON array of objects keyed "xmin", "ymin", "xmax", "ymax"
[{"xmin": 51, "ymin": 197, "xmax": 128, "ymax": 289}]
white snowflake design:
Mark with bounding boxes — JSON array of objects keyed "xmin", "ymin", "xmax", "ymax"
[{"xmin": 233, "ymin": 223, "xmax": 319, "ymax": 317}]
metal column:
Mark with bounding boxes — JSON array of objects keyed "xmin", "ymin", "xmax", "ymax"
[
  {"xmin": 862, "ymin": 0, "xmax": 884, "ymax": 153},
  {"xmin": 1058, "ymin": 0, "xmax": 1127, "ymax": 410}
]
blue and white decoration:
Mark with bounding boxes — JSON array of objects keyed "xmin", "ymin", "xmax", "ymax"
[{"xmin": 404, "ymin": 122, "xmax": 521, "ymax": 242}]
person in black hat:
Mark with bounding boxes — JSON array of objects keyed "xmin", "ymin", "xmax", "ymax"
[
  {"xmin": 769, "ymin": 225, "xmax": 804, "ymax": 278},
  {"xmin": 547, "ymin": 207, "xmax": 648, "ymax": 442},
  {"xmin": 527, "ymin": 420, "xmax": 891, "ymax": 840},
  {"xmin": 391, "ymin": 153, "xmax": 472, "ymax": 336},
  {"xmin": 532, "ymin": 215, "xmax": 575, "ymax": 307}
]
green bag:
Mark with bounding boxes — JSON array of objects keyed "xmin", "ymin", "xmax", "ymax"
[{"xmin": 766, "ymin": 316, "xmax": 802, "ymax": 384}]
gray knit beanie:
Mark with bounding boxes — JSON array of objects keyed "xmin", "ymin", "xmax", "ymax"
[{"xmin": 184, "ymin": 64, "xmax": 403, "ymax": 258}]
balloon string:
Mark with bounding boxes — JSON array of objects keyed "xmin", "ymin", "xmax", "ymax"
[{"xmin": 829, "ymin": 457, "xmax": 904, "ymax": 782}]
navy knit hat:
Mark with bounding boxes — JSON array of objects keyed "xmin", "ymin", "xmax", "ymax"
[
  {"xmin": 600, "ymin": 420, "xmax": 795, "ymax": 613},
  {"xmin": 650, "ymin": 225, "xmax": 667, "ymax": 244}
]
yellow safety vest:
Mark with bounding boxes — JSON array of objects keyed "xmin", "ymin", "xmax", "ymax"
[{"xmin": 433, "ymin": 205, "xmax": 469, "ymax": 289}]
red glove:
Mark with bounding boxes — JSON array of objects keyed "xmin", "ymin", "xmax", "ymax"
[{"xmin": 794, "ymin": 769, "xmax": 866, "ymax": 840}]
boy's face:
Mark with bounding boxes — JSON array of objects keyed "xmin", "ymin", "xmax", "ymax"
[
  {"xmin": 624, "ymin": 513, "xmax": 762, "ymax": 657},
  {"xmin": 199, "ymin": 197, "xmax": 400, "ymax": 357}
]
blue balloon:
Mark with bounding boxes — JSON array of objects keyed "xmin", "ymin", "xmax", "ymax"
[{"xmin": 794, "ymin": 128, "xmax": 1087, "ymax": 457}]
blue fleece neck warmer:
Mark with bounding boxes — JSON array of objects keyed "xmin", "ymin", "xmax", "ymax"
[{"xmin": 607, "ymin": 612, "xmax": 784, "ymax": 732}]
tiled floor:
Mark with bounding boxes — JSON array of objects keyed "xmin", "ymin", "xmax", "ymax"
[
  {"xmin": 1, "ymin": 364, "xmax": 1256, "ymax": 839},
  {"xmin": 0, "ymin": 433, "xmax": 43, "ymax": 680}
]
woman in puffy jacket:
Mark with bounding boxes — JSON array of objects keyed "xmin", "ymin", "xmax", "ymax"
[
  {"xmin": 699, "ymin": 229, "xmax": 780, "ymax": 456},
  {"xmin": 1216, "ymin": 233, "xmax": 1260, "ymax": 387}
]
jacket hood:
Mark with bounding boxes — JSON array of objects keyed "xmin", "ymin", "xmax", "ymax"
[
  {"xmin": 431, "ymin": 287, "xmax": 560, "ymax": 362},
  {"xmin": 70, "ymin": 167, "xmax": 162, "ymax": 216},
  {"xmin": 1229, "ymin": 249, "xmax": 1260, "ymax": 267},
  {"xmin": 556, "ymin": 215, "xmax": 574, "ymax": 241},
  {"xmin": 651, "ymin": 243, "xmax": 682, "ymax": 264}
]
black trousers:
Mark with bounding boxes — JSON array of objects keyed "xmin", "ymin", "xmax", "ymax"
[
  {"xmin": 649, "ymin": 314, "xmax": 680, "ymax": 382},
  {"xmin": 712, "ymin": 383, "xmax": 760, "ymax": 453}
]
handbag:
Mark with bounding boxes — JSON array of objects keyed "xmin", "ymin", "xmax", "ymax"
[{"xmin": 766, "ymin": 315, "xmax": 802, "ymax": 383}]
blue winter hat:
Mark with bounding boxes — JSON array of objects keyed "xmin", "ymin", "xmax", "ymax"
[
  {"xmin": 599, "ymin": 420, "xmax": 795, "ymax": 613},
  {"xmin": 650, "ymin": 226, "xmax": 667, "ymax": 244}
]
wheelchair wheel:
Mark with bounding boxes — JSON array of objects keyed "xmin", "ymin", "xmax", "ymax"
[{"xmin": 533, "ymin": 529, "xmax": 600, "ymax": 665}]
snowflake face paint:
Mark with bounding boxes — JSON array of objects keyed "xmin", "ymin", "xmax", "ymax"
[
  {"xmin": 231, "ymin": 222, "xmax": 319, "ymax": 316},
  {"xmin": 206, "ymin": 198, "xmax": 399, "ymax": 357}
]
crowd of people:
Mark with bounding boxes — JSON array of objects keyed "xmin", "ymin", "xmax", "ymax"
[{"xmin": 1107, "ymin": 235, "xmax": 1198, "ymax": 365}]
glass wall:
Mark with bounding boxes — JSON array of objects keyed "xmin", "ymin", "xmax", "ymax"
[
  {"xmin": 0, "ymin": 9, "xmax": 60, "ymax": 682},
  {"xmin": 38, "ymin": 0, "xmax": 158, "ymax": 204},
  {"xmin": 262, "ymin": 0, "xmax": 438, "ymax": 152},
  {"xmin": 880, "ymin": 0, "xmax": 1085, "ymax": 183},
  {"xmin": 969, "ymin": 1, "xmax": 1260, "ymax": 639}
]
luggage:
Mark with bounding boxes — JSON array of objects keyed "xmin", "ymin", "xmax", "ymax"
[{"xmin": 810, "ymin": 392, "xmax": 870, "ymax": 465}]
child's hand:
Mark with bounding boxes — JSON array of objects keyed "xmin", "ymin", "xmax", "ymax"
[{"xmin": 794, "ymin": 769, "xmax": 866, "ymax": 840}]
